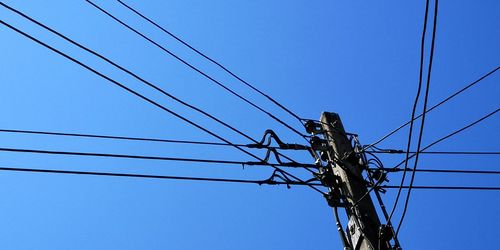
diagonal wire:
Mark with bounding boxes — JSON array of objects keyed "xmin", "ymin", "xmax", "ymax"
[
  {"xmin": 354, "ymin": 108, "xmax": 499, "ymax": 205},
  {"xmin": 115, "ymin": 0, "xmax": 304, "ymax": 123},
  {"xmin": 368, "ymin": 66, "xmax": 499, "ymax": 148},
  {"xmin": 85, "ymin": 0, "xmax": 308, "ymax": 140},
  {"xmin": 0, "ymin": 20, "xmax": 324, "ymax": 194},
  {"xmin": 356, "ymin": 109, "xmax": 500, "ymax": 210},
  {"xmin": 391, "ymin": 108, "xmax": 499, "ymax": 170},
  {"xmin": 0, "ymin": 2, "xmax": 312, "ymax": 174}
]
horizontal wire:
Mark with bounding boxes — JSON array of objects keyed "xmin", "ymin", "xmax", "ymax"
[
  {"xmin": 369, "ymin": 66, "xmax": 499, "ymax": 147},
  {"xmin": 366, "ymin": 150, "xmax": 499, "ymax": 155},
  {"xmin": 0, "ymin": 147, "xmax": 317, "ymax": 168},
  {"xmin": 373, "ymin": 168, "xmax": 500, "ymax": 175},
  {"xmin": 381, "ymin": 185, "xmax": 500, "ymax": 191},
  {"xmin": 0, "ymin": 128, "xmax": 248, "ymax": 147},
  {"xmin": 0, "ymin": 166, "xmax": 317, "ymax": 186},
  {"xmin": 4, "ymin": 165, "xmax": 499, "ymax": 190},
  {"xmin": 0, "ymin": 128, "xmax": 301, "ymax": 151},
  {"xmin": 116, "ymin": 0, "xmax": 304, "ymax": 123}
]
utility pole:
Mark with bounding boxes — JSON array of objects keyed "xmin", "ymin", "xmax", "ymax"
[{"xmin": 309, "ymin": 112, "xmax": 392, "ymax": 250}]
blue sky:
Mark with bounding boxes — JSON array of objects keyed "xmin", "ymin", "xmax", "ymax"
[{"xmin": 0, "ymin": 0, "xmax": 499, "ymax": 249}]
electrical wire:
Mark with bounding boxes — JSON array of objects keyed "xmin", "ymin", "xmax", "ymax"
[
  {"xmin": 5, "ymin": 165, "xmax": 498, "ymax": 191},
  {"xmin": 0, "ymin": 146, "xmax": 317, "ymax": 168},
  {"xmin": 387, "ymin": 0, "xmax": 431, "ymax": 227},
  {"xmin": 397, "ymin": 0, "xmax": 439, "ymax": 236},
  {"xmin": 368, "ymin": 66, "xmax": 499, "ymax": 147},
  {"xmin": 0, "ymin": 128, "xmax": 314, "ymax": 152},
  {"xmin": 0, "ymin": 166, "xmax": 317, "ymax": 186},
  {"xmin": 0, "ymin": 2, "xmax": 309, "ymax": 174},
  {"xmin": 84, "ymin": 0, "xmax": 308, "ymax": 140},
  {"xmin": 355, "ymin": 108, "xmax": 499, "ymax": 206},
  {"xmin": 381, "ymin": 185, "xmax": 500, "ymax": 191},
  {"xmin": 0, "ymin": 128, "xmax": 244, "ymax": 147},
  {"xmin": 365, "ymin": 149, "xmax": 500, "ymax": 155},
  {"xmin": 374, "ymin": 168, "xmax": 500, "ymax": 175},
  {"xmin": 0, "ymin": 128, "xmax": 318, "ymax": 172},
  {"xmin": 391, "ymin": 108, "xmax": 499, "ymax": 170},
  {"xmin": 115, "ymin": 0, "xmax": 304, "ymax": 123},
  {"xmin": 0, "ymin": 20, "xmax": 323, "ymax": 194}
]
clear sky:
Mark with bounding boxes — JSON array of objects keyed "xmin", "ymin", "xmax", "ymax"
[{"xmin": 0, "ymin": 0, "xmax": 499, "ymax": 249}]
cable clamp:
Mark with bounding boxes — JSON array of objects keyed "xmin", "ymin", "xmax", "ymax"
[{"xmin": 246, "ymin": 129, "xmax": 309, "ymax": 150}]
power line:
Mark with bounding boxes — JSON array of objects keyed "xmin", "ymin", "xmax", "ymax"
[
  {"xmin": 369, "ymin": 66, "xmax": 499, "ymax": 148},
  {"xmin": 0, "ymin": 20, "xmax": 322, "ymax": 194},
  {"xmin": 84, "ymin": 0, "xmax": 308, "ymax": 140},
  {"xmin": 0, "ymin": 128, "xmax": 248, "ymax": 147},
  {"xmin": 0, "ymin": 1, "xmax": 251, "ymax": 148},
  {"xmin": 388, "ymin": 0, "xmax": 432, "ymax": 227},
  {"xmin": 115, "ymin": 0, "xmax": 304, "ymax": 123},
  {"xmin": 358, "ymin": 165, "xmax": 500, "ymax": 207},
  {"xmin": 0, "ymin": 128, "xmax": 313, "ymax": 154},
  {"xmin": 375, "ymin": 168, "xmax": 500, "ymax": 175},
  {"xmin": 0, "ymin": 2, "xmax": 312, "ymax": 175},
  {"xmin": 397, "ymin": 0, "xmax": 439, "ymax": 237},
  {"xmin": 381, "ymin": 185, "xmax": 500, "ymax": 191},
  {"xmin": 392, "ymin": 108, "xmax": 499, "ymax": 170},
  {"xmin": 5, "ymin": 165, "xmax": 499, "ymax": 191},
  {"xmin": 0, "ymin": 3, "xmax": 298, "ymax": 161},
  {"xmin": 0, "ymin": 146, "xmax": 317, "ymax": 168},
  {"xmin": 0, "ymin": 166, "xmax": 317, "ymax": 186},
  {"xmin": 0, "ymin": 128, "xmax": 234, "ymax": 146},
  {"xmin": 356, "ymin": 108, "xmax": 500, "ymax": 201},
  {"xmin": 365, "ymin": 149, "xmax": 500, "ymax": 155}
]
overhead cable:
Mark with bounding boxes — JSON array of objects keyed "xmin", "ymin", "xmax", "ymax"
[
  {"xmin": 0, "ymin": 20, "xmax": 322, "ymax": 194},
  {"xmin": 0, "ymin": 2, "xmax": 310, "ymax": 174},
  {"xmin": 387, "ymin": 0, "xmax": 432, "ymax": 227},
  {"xmin": 0, "ymin": 146, "xmax": 317, "ymax": 168},
  {"xmin": 397, "ymin": 0, "xmax": 440, "ymax": 237},
  {"xmin": 375, "ymin": 168, "xmax": 500, "ymax": 175},
  {"xmin": 365, "ymin": 149, "xmax": 500, "ymax": 155},
  {"xmin": 381, "ymin": 185, "xmax": 500, "ymax": 191},
  {"xmin": 392, "ymin": 108, "xmax": 499, "ymax": 170},
  {"xmin": 0, "ymin": 166, "xmax": 317, "ymax": 186},
  {"xmin": 115, "ymin": 0, "xmax": 304, "ymax": 123},
  {"xmin": 85, "ymin": 0, "xmax": 308, "ymax": 139},
  {"xmin": 0, "ymin": 128, "xmax": 243, "ymax": 147},
  {"xmin": 4, "ymin": 166, "xmax": 498, "ymax": 190},
  {"xmin": 369, "ymin": 66, "xmax": 499, "ymax": 147},
  {"xmin": 0, "ymin": 3, "xmax": 301, "ymax": 163}
]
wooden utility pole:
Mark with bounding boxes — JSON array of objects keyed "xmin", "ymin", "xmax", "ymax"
[{"xmin": 318, "ymin": 112, "xmax": 390, "ymax": 250}]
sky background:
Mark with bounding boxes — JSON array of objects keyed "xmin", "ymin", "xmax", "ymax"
[{"xmin": 0, "ymin": 0, "xmax": 499, "ymax": 249}]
